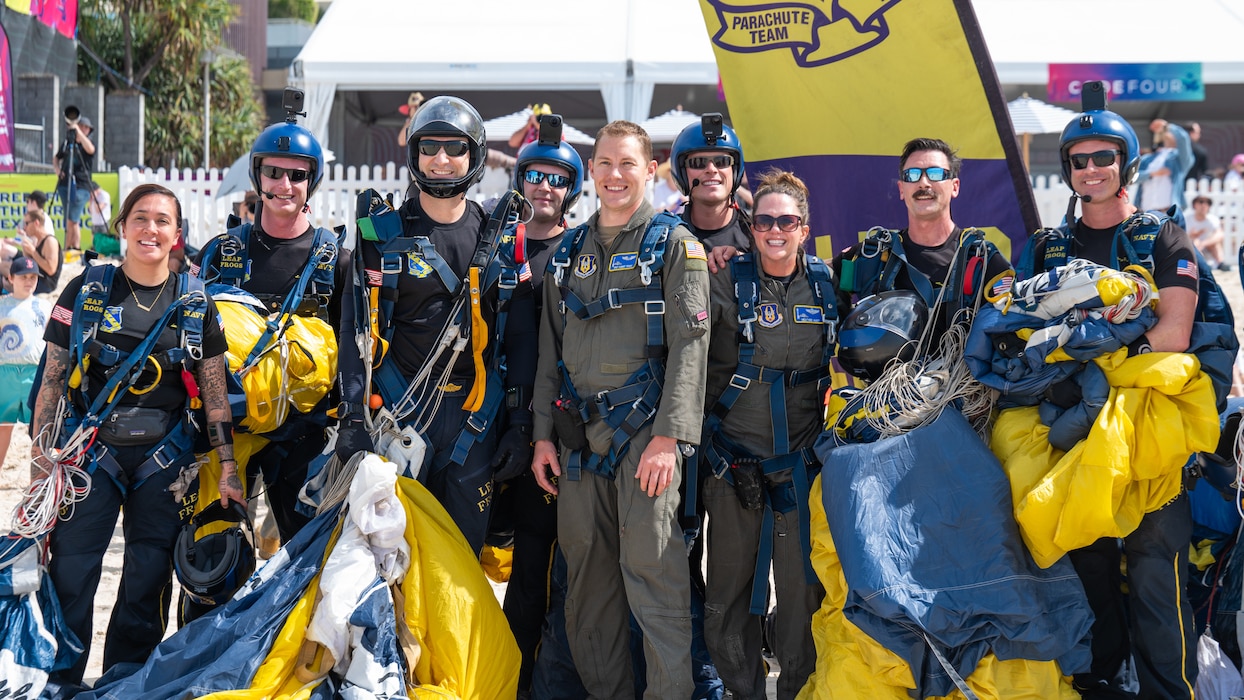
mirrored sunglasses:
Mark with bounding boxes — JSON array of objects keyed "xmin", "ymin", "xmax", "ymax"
[
  {"xmin": 685, "ymin": 154, "xmax": 734, "ymax": 170},
  {"xmin": 522, "ymin": 169, "xmax": 572, "ymax": 188},
  {"xmin": 753, "ymin": 214, "xmax": 802, "ymax": 233},
  {"xmin": 1069, "ymin": 150, "xmax": 1121, "ymax": 170},
  {"xmin": 899, "ymin": 166, "xmax": 952, "ymax": 183},
  {"xmin": 258, "ymin": 165, "xmax": 311, "ymax": 182},
  {"xmin": 417, "ymin": 139, "xmax": 470, "ymax": 157}
]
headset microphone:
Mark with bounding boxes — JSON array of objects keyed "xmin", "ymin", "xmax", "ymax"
[
  {"xmin": 1081, "ymin": 194, "xmax": 1093, "ymax": 203},
  {"xmin": 691, "ymin": 178, "xmax": 700, "ymax": 190}
]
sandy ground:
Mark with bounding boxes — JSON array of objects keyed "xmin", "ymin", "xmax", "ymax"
[{"xmin": 3, "ymin": 258, "xmax": 1238, "ymax": 691}]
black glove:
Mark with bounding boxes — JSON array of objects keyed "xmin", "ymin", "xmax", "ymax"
[
  {"xmin": 335, "ymin": 420, "xmax": 375, "ymax": 463},
  {"xmin": 491, "ymin": 424, "xmax": 534, "ymax": 482}
]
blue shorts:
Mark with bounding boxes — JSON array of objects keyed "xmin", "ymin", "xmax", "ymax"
[
  {"xmin": 55, "ymin": 184, "xmax": 91, "ymax": 222},
  {"xmin": 0, "ymin": 364, "xmax": 35, "ymax": 423}
]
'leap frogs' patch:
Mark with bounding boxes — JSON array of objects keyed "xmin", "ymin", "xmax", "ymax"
[{"xmin": 575, "ymin": 254, "xmax": 598, "ymax": 279}]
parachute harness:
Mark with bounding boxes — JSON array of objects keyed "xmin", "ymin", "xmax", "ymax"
[{"xmin": 839, "ymin": 229, "xmax": 997, "ymax": 440}]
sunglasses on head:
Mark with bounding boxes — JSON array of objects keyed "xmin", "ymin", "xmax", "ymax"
[
  {"xmin": 1069, "ymin": 149, "xmax": 1121, "ymax": 170},
  {"xmin": 753, "ymin": 214, "xmax": 803, "ymax": 233},
  {"xmin": 522, "ymin": 169, "xmax": 572, "ymax": 188},
  {"xmin": 685, "ymin": 154, "xmax": 734, "ymax": 170},
  {"xmin": 899, "ymin": 166, "xmax": 953, "ymax": 183},
  {"xmin": 258, "ymin": 165, "xmax": 311, "ymax": 182},
  {"xmin": 417, "ymin": 139, "xmax": 470, "ymax": 157}
]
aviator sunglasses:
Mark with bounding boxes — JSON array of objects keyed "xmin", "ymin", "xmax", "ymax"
[
  {"xmin": 258, "ymin": 165, "xmax": 311, "ymax": 182},
  {"xmin": 1069, "ymin": 149, "xmax": 1121, "ymax": 170},
  {"xmin": 522, "ymin": 169, "xmax": 572, "ymax": 188},
  {"xmin": 900, "ymin": 166, "xmax": 953, "ymax": 183},
  {"xmin": 417, "ymin": 139, "xmax": 470, "ymax": 157},
  {"xmin": 685, "ymin": 154, "xmax": 735, "ymax": 170},
  {"xmin": 753, "ymin": 214, "xmax": 803, "ymax": 233}
]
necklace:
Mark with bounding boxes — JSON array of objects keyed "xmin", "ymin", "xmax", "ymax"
[{"xmin": 125, "ymin": 273, "xmax": 169, "ymax": 312}]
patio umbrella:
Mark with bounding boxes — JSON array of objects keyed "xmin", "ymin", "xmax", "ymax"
[
  {"xmin": 1007, "ymin": 94, "xmax": 1077, "ymax": 168},
  {"xmin": 638, "ymin": 109, "xmax": 700, "ymax": 143},
  {"xmin": 482, "ymin": 109, "xmax": 595, "ymax": 146}
]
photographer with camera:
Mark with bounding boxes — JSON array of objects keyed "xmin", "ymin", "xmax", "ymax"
[{"xmin": 54, "ymin": 106, "xmax": 96, "ymax": 252}]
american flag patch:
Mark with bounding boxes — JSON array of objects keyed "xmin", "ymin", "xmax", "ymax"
[
  {"xmin": 51, "ymin": 305, "xmax": 73, "ymax": 326},
  {"xmin": 188, "ymin": 262, "xmax": 201, "ymax": 276},
  {"xmin": 990, "ymin": 275, "xmax": 1013, "ymax": 297},
  {"xmin": 684, "ymin": 239, "xmax": 707, "ymax": 261},
  {"xmin": 365, "ymin": 268, "xmax": 383, "ymax": 286},
  {"xmin": 1176, "ymin": 260, "xmax": 1197, "ymax": 279},
  {"xmin": 518, "ymin": 262, "xmax": 531, "ymax": 283}
]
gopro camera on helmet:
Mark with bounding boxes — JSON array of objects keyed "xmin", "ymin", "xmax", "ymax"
[
  {"xmin": 282, "ymin": 87, "xmax": 306, "ymax": 123},
  {"xmin": 702, "ymin": 113, "xmax": 724, "ymax": 146},
  {"xmin": 537, "ymin": 114, "xmax": 563, "ymax": 147},
  {"xmin": 1081, "ymin": 80, "xmax": 1107, "ymax": 112}
]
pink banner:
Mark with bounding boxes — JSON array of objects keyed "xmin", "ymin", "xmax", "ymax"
[
  {"xmin": 31, "ymin": 0, "xmax": 78, "ymax": 39},
  {"xmin": 0, "ymin": 25, "xmax": 14, "ymax": 173}
]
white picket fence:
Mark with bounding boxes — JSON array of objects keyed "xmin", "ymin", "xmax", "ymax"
[{"xmin": 119, "ymin": 164, "xmax": 1244, "ymax": 254}]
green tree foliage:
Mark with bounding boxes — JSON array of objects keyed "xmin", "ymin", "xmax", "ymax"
[
  {"xmin": 77, "ymin": 0, "xmax": 265, "ymax": 169},
  {"xmin": 268, "ymin": 0, "xmax": 318, "ymax": 24}
]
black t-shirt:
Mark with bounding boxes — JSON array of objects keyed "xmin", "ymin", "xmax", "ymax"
[
  {"xmin": 681, "ymin": 207, "xmax": 752, "ymax": 252},
  {"xmin": 357, "ymin": 198, "xmax": 494, "ymax": 383},
  {"xmin": 192, "ymin": 223, "xmax": 351, "ymax": 328},
  {"xmin": 1071, "ymin": 217, "xmax": 1198, "ymax": 293},
  {"xmin": 47, "ymin": 269, "xmax": 228, "ymax": 412},
  {"xmin": 54, "ymin": 137, "xmax": 94, "ymax": 189},
  {"xmin": 31, "ymin": 237, "xmax": 62, "ymax": 295}
]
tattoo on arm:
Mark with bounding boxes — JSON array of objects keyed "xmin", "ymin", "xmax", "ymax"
[
  {"xmin": 196, "ymin": 355, "xmax": 234, "ymax": 463},
  {"xmin": 32, "ymin": 345, "xmax": 69, "ymax": 443}
]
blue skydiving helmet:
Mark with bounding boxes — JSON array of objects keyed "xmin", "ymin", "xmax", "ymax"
[
  {"xmin": 1058, "ymin": 108, "xmax": 1141, "ymax": 193},
  {"xmin": 513, "ymin": 116, "xmax": 585, "ymax": 216},
  {"xmin": 249, "ymin": 121, "xmax": 326, "ymax": 198},
  {"xmin": 406, "ymin": 95, "xmax": 488, "ymax": 199},
  {"xmin": 669, "ymin": 113, "xmax": 746, "ymax": 196}
]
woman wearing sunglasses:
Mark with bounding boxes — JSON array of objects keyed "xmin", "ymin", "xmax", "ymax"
[{"xmin": 699, "ymin": 169, "xmax": 836, "ymax": 699}]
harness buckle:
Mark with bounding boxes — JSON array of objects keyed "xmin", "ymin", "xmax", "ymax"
[
  {"xmin": 381, "ymin": 256, "xmax": 403, "ymax": 275},
  {"xmin": 552, "ymin": 256, "xmax": 569, "ymax": 286},
  {"xmin": 465, "ymin": 414, "xmax": 488, "ymax": 435},
  {"xmin": 644, "ymin": 300, "xmax": 665, "ymax": 316},
  {"xmin": 639, "ymin": 259, "xmax": 655, "ymax": 286},
  {"xmin": 605, "ymin": 288, "xmax": 623, "ymax": 310},
  {"xmin": 860, "ymin": 228, "xmax": 892, "ymax": 259},
  {"xmin": 498, "ymin": 269, "xmax": 519, "ymax": 290},
  {"xmin": 729, "ymin": 373, "xmax": 751, "ymax": 391}
]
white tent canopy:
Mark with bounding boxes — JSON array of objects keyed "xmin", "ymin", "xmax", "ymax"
[
  {"xmin": 639, "ymin": 109, "xmax": 701, "ymax": 143},
  {"xmin": 482, "ymin": 109, "xmax": 596, "ymax": 146},
  {"xmin": 291, "ymin": 0, "xmax": 718, "ymax": 150}
]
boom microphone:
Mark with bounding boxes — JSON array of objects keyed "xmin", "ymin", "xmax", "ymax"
[{"xmin": 691, "ymin": 178, "xmax": 700, "ymax": 190}]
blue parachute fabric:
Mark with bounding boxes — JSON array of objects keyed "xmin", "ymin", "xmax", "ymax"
[
  {"xmin": 77, "ymin": 505, "xmax": 341, "ymax": 700},
  {"xmin": 964, "ymin": 303, "xmax": 1154, "ymax": 402},
  {"xmin": 339, "ymin": 578, "xmax": 408, "ymax": 698},
  {"xmin": 815, "ymin": 408, "xmax": 1093, "ymax": 698},
  {"xmin": 0, "ymin": 536, "xmax": 82, "ymax": 684},
  {"xmin": 1037, "ymin": 361, "xmax": 1111, "ymax": 452}
]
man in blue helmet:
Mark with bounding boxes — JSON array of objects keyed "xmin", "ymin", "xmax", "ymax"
[
  {"xmin": 487, "ymin": 113, "xmax": 584, "ymax": 696},
  {"xmin": 1051, "ymin": 87, "xmax": 1201, "ymax": 700},
  {"xmin": 338, "ymin": 95, "xmax": 533, "ymax": 555},
  {"xmin": 191, "ymin": 100, "xmax": 348, "ymax": 552},
  {"xmin": 670, "ymin": 113, "xmax": 752, "ymax": 253}
]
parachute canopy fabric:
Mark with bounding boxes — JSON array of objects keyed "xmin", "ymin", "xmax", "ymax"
[
  {"xmin": 797, "ymin": 478, "xmax": 1083, "ymax": 700},
  {"xmin": 990, "ymin": 350, "xmax": 1220, "ymax": 568},
  {"xmin": 80, "ymin": 456, "xmax": 519, "ymax": 699},
  {"xmin": 813, "ymin": 408, "xmax": 1092, "ymax": 698},
  {"xmin": 212, "ymin": 285, "xmax": 338, "ymax": 434},
  {"xmin": 0, "ymin": 536, "xmax": 82, "ymax": 697}
]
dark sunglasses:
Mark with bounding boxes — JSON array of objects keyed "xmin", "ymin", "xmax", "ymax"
[
  {"xmin": 417, "ymin": 139, "xmax": 470, "ymax": 157},
  {"xmin": 1069, "ymin": 149, "xmax": 1121, "ymax": 170},
  {"xmin": 899, "ymin": 166, "xmax": 953, "ymax": 183},
  {"xmin": 753, "ymin": 214, "xmax": 803, "ymax": 233},
  {"xmin": 685, "ymin": 154, "xmax": 734, "ymax": 170},
  {"xmin": 522, "ymin": 169, "xmax": 572, "ymax": 188},
  {"xmin": 258, "ymin": 165, "xmax": 311, "ymax": 182}
]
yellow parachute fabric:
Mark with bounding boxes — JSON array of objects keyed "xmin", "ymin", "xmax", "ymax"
[
  {"xmin": 216, "ymin": 299, "xmax": 337, "ymax": 434},
  {"xmin": 188, "ymin": 432, "xmax": 271, "ymax": 537},
  {"xmin": 196, "ymin": 528, "xmax": 336, "ymax": 700},
  {"xmin": 395, "ymin": 476, "xmax": 520, "ymax": 699},
  {"xmin": 798, "ymin": 478, "xmax": 1080, "ymax": 700},
  {"xmin": 990, "ymin": 350, "xmax": 1219, "ymax": 568},
  {"xmin": 480, "ymin": 544, "xmax": 513, "ymax": 584}
]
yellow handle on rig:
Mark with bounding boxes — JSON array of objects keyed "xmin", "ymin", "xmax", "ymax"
[{"xmin": 464, "ymin": 267, "xmax": 487, "ymax": 412}]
